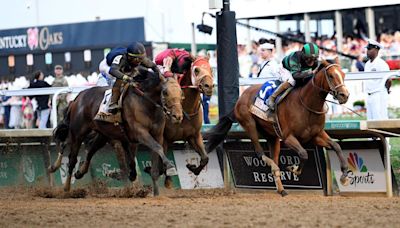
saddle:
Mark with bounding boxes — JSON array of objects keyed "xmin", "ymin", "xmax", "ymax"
[
  {"xmin": 249, "ymin": 87, "xmax": 292, "ymax": 123},
  {"xmin": 94, "ymin": 84, "xmax": 130, "ymax": 124}
]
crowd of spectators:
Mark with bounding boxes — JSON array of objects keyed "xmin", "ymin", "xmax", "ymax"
[
  {"xmin": 0, "ymin": 66, "xmax": 98, "ymax": 129},
  {"xmin": 238, "ymin": 30, "xmax": 400, "ymax": 78},
  {"xmin": 1, "ymin": 30, "xmax": 400, "ymax": 128}
]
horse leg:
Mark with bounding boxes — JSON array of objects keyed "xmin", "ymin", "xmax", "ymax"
[
  {"xmin": 107, "ymin": 140, "xmax": 129, "ymax": 182},
  {"xmin": 64, "ymin": 137, "xmax": 82, "ymax": 192},
  {"xmin": 240, "ymin": 119, "xmax": 286, "ymax": 196},
  {"xmin": 283, "ymin": 135, "xmax": 308, "ymax": 176},
  {"xmin": 313, "ymin": 131, "xmax": 350, "ymax": 186},
  {"xmin": 135, "ymin": 128, "xmax": 177, "ymax": 176},
  {"xmin": 48, "ymin": 141, "xmax": 67, "ymax": 173},
  {"xmin": 122, "ymin": 142, "xmax": 138, "ymax": 182},
  {"xmin": 162, "ymin": 141, "xmax": 173, "ymax": 189},
  {"xmin": 270, "ymin": 137, "xmax": 281, "ymax": 166},
  {"xmin": 75, "ymin": 134, "xmax": 107, "ymax": 179},
  {"xmin": 186, "ymin": 133, "xmax": 209, "ymax": 175},
  {"xmin": 150, "ymin": 151, "xmax": 163, "ymax": 196}
]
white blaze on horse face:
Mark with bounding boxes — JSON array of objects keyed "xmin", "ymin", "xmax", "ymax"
[{"xmin": 333, "ymin": 68, "xmax": 344, "ymax": 85}]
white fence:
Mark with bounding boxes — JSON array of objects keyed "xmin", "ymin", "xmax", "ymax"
[{"xmin": 1, "ymin": 70, "xmax": 399, "ymax": 129}]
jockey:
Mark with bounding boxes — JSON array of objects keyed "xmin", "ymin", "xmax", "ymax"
[
  {"xmin": 101, "ymin": 42, "xmax": 159, "ymax": 113},
  {"xmin": 154, "ymin": 48, "xmax": 194, "ymax": 79},
  {"xmin": 267, "ymin": 42, "xmax": 319, "ymax": 110}
]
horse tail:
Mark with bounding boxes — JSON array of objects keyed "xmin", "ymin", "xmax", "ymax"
[
  {"xmin": 204, "ymin": 110, "xmax": 235, "ymax": 153},
  {"xmin": 53, "ymin": 103, "xmax": 72, "ymax": 143}
]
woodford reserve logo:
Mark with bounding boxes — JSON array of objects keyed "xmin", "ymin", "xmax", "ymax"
[
  {"xmin": 225, "ymin": 145, "xmax": 323, "ymax": 189},
  {"xmin": 0, "ymin": 27, "xmax": 63, "ymax": 51}
]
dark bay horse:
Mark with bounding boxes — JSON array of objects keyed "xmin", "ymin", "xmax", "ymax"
[
  {"xmin": 49, "ymin": 67, "xmax": 184, "ymax": 196},
  {"xmin": 205, "ymin": 59, "xmax": 350, "ymax": 196},
  {"xmin": 138, "ymin": 57, "xmax": 214, "ymax": 186}
]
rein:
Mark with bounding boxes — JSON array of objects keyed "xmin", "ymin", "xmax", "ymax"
[
  {"xmin": 299, "ymin": 63, "xmax": 343, "ymax": 115},
  {"xmin": 128, "ymin": 82, "xmax": 173, "ymax": 116}
]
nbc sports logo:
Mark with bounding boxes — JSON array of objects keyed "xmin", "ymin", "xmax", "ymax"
[{"xmin": 347, "ymin": 152, "xmax": 368, "ymax": 173}]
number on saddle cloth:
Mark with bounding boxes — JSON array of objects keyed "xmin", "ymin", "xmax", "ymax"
[
  {"xmin": 256, "ymin": 80, "xmax": 281, "ymax": 104},
  {"xmin": 106, "ymin": 47, "xmax": 127, "ymax": 65}
]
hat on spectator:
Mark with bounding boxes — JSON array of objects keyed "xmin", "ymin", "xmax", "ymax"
[
  {"xmin": 365, "ymin": 39, "xmax": 383, "ymax": 50},
  {"xmin": 260, "ymin": 42, "xmax": 274, "ymax": 50},
  {"xmin": 54, "ymin": 65, "xmax": 63, "ymax": 70}
]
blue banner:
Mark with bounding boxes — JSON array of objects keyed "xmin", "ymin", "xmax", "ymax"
[{"xmin": 0, "ymin": 18, "xmax": 145, "ymax": 56}]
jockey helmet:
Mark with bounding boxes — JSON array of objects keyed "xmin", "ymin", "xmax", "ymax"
[
  {"xmin": 127, "ymin": 42, "xmax": 146, "ymax": 65},
  {"xmin": 301, "ymin": 43, "xmax": 319, "ymax": 66},
  {"xmin": 302, "ymin": 43, "xmax": 319, "ymax": 59}
]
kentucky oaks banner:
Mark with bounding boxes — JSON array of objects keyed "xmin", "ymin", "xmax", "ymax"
[{"xmin": 0, "ymin": 17, "xmax": 145, "ymax": 56}]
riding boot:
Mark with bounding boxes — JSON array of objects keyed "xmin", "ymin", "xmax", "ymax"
[
  {"xmin": 267, "ymin": 81, "xmax": 292, "ymax": 111},
  {"xmin": 108, "ymin": 79, "xmax": 123, "ymax": 113}
]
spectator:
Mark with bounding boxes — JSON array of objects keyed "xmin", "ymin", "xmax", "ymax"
[
  {"xmin": 0, "ymin": 95, "xmax": 11, "ymax": 129},
  {"xmin": 364, "ymin": 39, "xmax": 391, "ymax": 120},
  {"xmin": 29, "ymin": 70, "xmax": 51, "ymax": 128},
  {"xmin": 52, "ymin": 65, "xmax": 69, "ymax": 121},
  {"xmin": 257, "ymin": 42, "xmax": 280, "ymax": 79},
  {"xmin": 202, "ymin": 94, "xmax": 211, "ymax": 124}
]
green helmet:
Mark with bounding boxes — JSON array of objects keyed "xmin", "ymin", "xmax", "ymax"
[{"xmin": 302, "ymin": 43, "xmax": 319, "ymax": 58}]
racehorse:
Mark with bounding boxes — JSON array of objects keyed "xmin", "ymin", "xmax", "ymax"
[
  {"xmin": 49, "ymin": 66, "xmax": 184, "ymax": 196},
  {"xmin": 204, "ymin": 59, "xmax": 350, "ymax": 196},
  {"xmin": 138, "ymin": 56, "xmax": 214, "ymax": 186},
  {"xmin": 162, "ymin": 57, "xmax": 214, "ymax": 186}
]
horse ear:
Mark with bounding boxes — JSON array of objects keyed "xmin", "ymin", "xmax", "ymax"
[
  {"xmin": 334, "ymin": 56, "xmax": 340, "ymax": 64},
  {"xmin": 159, "ymin": 73, "xmax": 166, "ymax": 82}
]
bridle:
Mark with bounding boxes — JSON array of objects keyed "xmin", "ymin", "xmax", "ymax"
[
  {"xmin": 312, "ymin": 63, "xmax": 345, "ymax": 98},
  {"xmin": 299, "ymin": 63, "xmax": 344, "ymax": 115}
]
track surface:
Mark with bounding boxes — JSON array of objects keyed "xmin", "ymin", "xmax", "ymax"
[{"xmin": 0, "ymin": 187, "xmax": 399, "ymax": 227}]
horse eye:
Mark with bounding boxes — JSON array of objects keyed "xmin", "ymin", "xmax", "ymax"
[{"xmin": 163, "ymin": 90, "xmax": 168, "ymax": 96}]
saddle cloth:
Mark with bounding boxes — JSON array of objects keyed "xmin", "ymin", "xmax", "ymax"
[{"xmin": 94, "ymin": 89, "xmax": 121, "ymax": 123}]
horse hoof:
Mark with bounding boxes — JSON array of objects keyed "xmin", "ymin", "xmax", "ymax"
[
  {"xmin": 129, "ymin": 171, "xmax": 137, "ymax": 182},
  {"xmin": 279, "ymin": 190, "xmax": 288, "ymax": 197},
  {"xmin": 74, "ymin": 171, "xmax": 83, "ymax": 179},
  {"xmin": 143, "ymin": 166, "xmax": 151, "ymax": 175},
  {"xmin": 164, "ymin": 177, "xmax": 173, "ymax": 189},
  {"xmin": 48, "ymin": 166, "xmax": 55, "ymax": 173},
  {"xmin": 186, "ymin": 164, "xmax": 196, "ymax": 171},
  {"xmin": 166, "ymin": 167, "xmax": 178, "ymax": 176},
  {"xmin": 340, "ymin": 176, "xmax": 350, "ymax": 186}
]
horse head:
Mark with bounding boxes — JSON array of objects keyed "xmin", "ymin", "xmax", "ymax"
[
  {"xmin": 191, "ymin": 56, "xmax": 214, "ymax": 96},
  {"xmin": 314, "ymin": 58, "xmax": 349, "ymax": 104},
  {"xmin": 160, "ymin": 75, "xmax": 184, "ymax": 124},
  {"xmin": 137, "ymin": 66, "xmax": 183, "ymax": 124}
]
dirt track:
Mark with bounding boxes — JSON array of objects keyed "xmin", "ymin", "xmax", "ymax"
[{"xmin": 0, "ymin": 187, "xmax": 399, "ymax": 228}]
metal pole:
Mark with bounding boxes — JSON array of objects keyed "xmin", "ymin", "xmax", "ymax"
[
  {"xmin": 304, "ymin": 13, "xmax": 311, "ymax": 42},
  {"xmin": 366, "ymin": 8, "xmax": 376, "ymax": 40},
  {"xmin": 275, "ymin": 16, "xmax": 283, "ymax": 60},
  {"xmin": 191, "ymin": 22, "xmax": 197, "ymax": 56},
  {"xmin": 335, "ymin": 11, "xmax": 343, "ymax": 53}
]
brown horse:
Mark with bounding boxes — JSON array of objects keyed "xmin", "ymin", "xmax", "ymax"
[
  {"xmin": 139, "ymin": 57, "xmax": 214, "ymax": 185},
  {"xmin": 49, "ymin": 66, "xmax": 184, "ymax": 196},
  {"xmin": 163, "ymin": 57, "xmax": 214, "ymax": 178},
  {"xmin": 205, "ymin": 59, "xmax": 350, "ymax": 196}
]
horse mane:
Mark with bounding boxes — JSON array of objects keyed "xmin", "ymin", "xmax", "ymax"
[
  {"xmin": 316, "ymin": 59, "xmax": 336, "ymax": 72},
  {"xmin": 135, "ymin": 66, "xmax": 161, "ymax": 91}
]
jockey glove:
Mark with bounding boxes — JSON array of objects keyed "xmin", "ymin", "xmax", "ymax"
[{"xmin": 122, "ymin": 75, "xmax": 132, "ymax": 82}]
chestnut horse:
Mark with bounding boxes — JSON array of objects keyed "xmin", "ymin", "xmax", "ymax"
[
  {"xmin": 205, "ymin": 59, "xmax": 350, "ymax": 196},
  {"xmin": 163, "ymin": 57, "xmax": 214, "ymax": 183},
  {"xmin": 49, "ymin": 67, "xmax": 184, "ymax": 196}
]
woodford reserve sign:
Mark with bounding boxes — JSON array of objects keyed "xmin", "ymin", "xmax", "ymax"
[{"xmin": 225, "ymin": 142, "xmax": 324, "ymax": 189}]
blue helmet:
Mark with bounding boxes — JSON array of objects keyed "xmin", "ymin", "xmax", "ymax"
[{"xmin": 127, "ymin": 42, "xmax": 146, "ymax": 58}]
